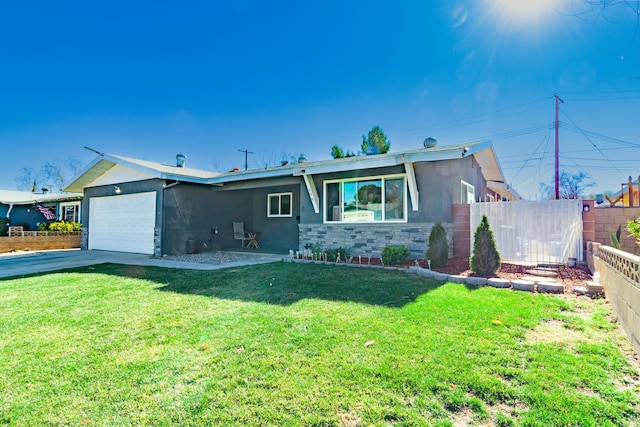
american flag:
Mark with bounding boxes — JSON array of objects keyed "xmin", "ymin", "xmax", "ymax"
[{"xmin": 36, "ymin": 204, "xmax": 56, "ymax": 221}]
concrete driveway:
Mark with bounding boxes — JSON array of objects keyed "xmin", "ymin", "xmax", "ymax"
[{"xmin": 0, "ymin": 249, "xmax": 282, "ymax": 279}]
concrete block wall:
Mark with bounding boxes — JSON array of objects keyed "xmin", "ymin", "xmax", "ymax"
[
  {"xmin": 0, "ymin": 234, "xmax": 81, "ymax": 254},
  {"xmin": 298, "ymin": 223, "xmax": 453, "ymax": 260},
  {"xmin": 588, "ymin": 242, "xmax": 640, "ymax": 356},
  {"xmin": 594, "ymin": 206, "xmax": 640, "ymax": 255}
]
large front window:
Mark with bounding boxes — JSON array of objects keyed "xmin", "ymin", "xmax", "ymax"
[{"xmin": 324, "ymin": 175, "xmax": 406, "ymax": 222}]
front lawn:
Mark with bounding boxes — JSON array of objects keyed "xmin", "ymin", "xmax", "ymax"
[{"xmin": 0, "ymin": 262, "xmax": 638, "ymax": 426}]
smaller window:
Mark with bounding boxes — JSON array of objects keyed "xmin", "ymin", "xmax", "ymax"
[
  {"xmin": 59, "ymin": 202, "xmax": 81, "ymax": 222},
  {"xmin": 461, "ymin": 180, "xmax": 475, "ymax": 204},
  {"xmin": 267, "ymin": 192, "xmax": 292, "ymax": 217}
]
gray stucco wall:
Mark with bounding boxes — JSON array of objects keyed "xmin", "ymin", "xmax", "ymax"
[
  {"xmin": 300, "ymin": 156, "xmax": 483, "ymax": 225},
  {"xmin": 162, "ymin": 180, "xmax": 301, "ymax": 255}
]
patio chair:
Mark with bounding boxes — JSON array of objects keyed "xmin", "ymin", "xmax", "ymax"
[{"xmin": 232, "ymin": 222, "xmax": 251, "ymax": 248}]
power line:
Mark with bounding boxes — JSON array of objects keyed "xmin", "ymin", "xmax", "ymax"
[{"xmin": 560, "ymin": 108, "xmax": 628, "ymax": 179}]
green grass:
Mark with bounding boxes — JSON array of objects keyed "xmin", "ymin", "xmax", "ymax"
[{"xmin": 0, "ymin": 262, "xmax": 638, "ymax": 426}]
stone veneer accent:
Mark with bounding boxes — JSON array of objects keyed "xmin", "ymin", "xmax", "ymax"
[
  {"xmin": 81, "ymin": 226, "xmax": 88, "ymax": 250},
  {"xmin": 154, "ymin": 227, "xmax": 162, "ymax": 257},
  {"xmin": 298, "ymin": 222, "xmax": 453, "ymax": 260}
]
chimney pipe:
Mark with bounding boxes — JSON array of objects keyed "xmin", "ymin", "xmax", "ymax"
[{"xmin": 176, "ymin": 154, "xmax": 186, "ymax": 168}]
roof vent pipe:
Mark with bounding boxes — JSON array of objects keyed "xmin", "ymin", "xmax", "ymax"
[{"xmin": 176, "ymin": 154, "xmax": 187, "ymax": 168}]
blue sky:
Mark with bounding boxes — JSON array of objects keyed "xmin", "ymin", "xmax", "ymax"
[{"xmin": 1, "ymin": 0, "xmax": 638, "ymax": 199}]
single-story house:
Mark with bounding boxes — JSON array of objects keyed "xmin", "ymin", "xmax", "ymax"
[
  {"xmin": 0, "ymin": 189, "xmax": 83, "ymax": 231},
  {"xmin": 63, "ymin": 141, "xmax": 519, "ymax": 257}
]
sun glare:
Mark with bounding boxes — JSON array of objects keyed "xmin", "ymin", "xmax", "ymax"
[{"xmin": 491, "ymin": 0, "xmax": 558, "ymax": 26}]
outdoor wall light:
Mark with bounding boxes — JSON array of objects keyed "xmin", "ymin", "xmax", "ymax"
[
  {"xmin": 114, "ymin": 186, "xmax": 121, "ymax": 194},
  {"xmin": 583, "ymin": 204, "xmax": 590, "ymax": 212}
]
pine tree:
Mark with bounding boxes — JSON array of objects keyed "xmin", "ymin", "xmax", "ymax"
[
  {"xmin": 470, "ymin": 215, "xmax": 501, "ymax": 276},
  {"xmin": 426, "ymin": 221, "xmax": 448, "ymax": 268}
]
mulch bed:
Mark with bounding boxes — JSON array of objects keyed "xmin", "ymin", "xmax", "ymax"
[{"xmin": 423, "ymin": 257, "xmax": 593, "ymax": 292}]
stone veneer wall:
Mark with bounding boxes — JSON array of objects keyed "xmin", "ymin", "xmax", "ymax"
[
  {"xmin": 298, "ymin": 223, "xmax": 453, "ymax": 260},
  {"xmin": 81, "ymin": 226, "xmax": 88, "ymax": 250},
  {"xmin": 154, "ymin": 227, "xmax": 162, "ymax": 257},
  {"xmin": 587, "ymin": 242, "xmax": 640, "ymax": 356}
]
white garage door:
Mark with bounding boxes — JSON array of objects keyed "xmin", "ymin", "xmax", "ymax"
[{"xmin": 89, "ymin": 192, "xmax": 157, "ymax": 254}]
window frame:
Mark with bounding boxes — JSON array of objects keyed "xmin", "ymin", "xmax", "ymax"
[
  {"xmin": 323, "ymin": 173, "xmax": 407, "ymax": 224},
  {"xmin": 461, "ymin": 180, "xmax": 475, "ymax": 204},
  {"xmin": 267, "ymin": 192, "xmax": 293, "ymax": 218},
  {"xmin": 58, "ymin": 201, "xmax": 81, "ymax": 222}
]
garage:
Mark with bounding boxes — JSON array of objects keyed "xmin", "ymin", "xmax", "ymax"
[{"xmin": 88, "ymin": 192, "xmax": 157, "ymax": 254}]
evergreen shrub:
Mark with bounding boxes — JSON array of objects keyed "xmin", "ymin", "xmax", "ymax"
[
  {"xmin": 470, "ymin": 215, "xmax": 501, "ymax": 276},
  {"xmin": 381, "ymin": 245, "xmax": 410, "ymax": 266},
  {"xmin": 426, "ymin": 221, "xmax": 448, "ymax": 268}
]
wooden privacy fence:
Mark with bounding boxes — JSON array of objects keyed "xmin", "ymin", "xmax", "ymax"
[{"xmin": 470, "ymin": 200, "xmax": 583, "ymax": 264}]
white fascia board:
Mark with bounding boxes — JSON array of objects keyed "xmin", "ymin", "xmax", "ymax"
[{"xmin": 205, "ymin": 145, "xmax": 489, "ymax": 185}]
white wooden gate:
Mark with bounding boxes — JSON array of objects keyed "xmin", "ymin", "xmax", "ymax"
[{"xmin": 470, "ymin": 200, "xmax": 583, "ymax": 264}]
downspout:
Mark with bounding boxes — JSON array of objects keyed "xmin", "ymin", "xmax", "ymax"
[{"xmin": 6, "ymin": 203, "xmax": 14, "ymax": 220}]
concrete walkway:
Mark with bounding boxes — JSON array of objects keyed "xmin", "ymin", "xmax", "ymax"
[{"xmin": 0, "ymin": 249, "xmax": 284, "ymax": 279}]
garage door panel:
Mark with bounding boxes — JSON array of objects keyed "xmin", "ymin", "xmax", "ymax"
[{"xmin": 89, "ymin": 192, "xmax": 156, "ymax": 254}]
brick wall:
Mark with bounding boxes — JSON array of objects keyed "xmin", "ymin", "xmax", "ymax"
[
  {"xmin": 594, "ymin": 206, "xmax": 640, "ymax": 255},
  {"xmin": 298, "ymin": 222, "xmax": 453, "ymax": 260},
  {"xmin": 0, "ymin": 234, "xmax": 81, "ymax": 253}
]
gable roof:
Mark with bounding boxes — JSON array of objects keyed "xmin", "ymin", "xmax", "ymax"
[
  {"xmin": 0, "ymin": 190, "xmax": 83, "ymax": 205},
  {"xmin": 64, "ymin": 141, "xmax": 519, "ymax": 200}
]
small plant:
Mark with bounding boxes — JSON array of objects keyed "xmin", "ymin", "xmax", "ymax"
[
  {"xmin": 38, "ymin": 221, "xmax": 82, "ymax": 232},
  {"xmin": 470, "ymin": 215, "xmax": 501, "ymax": 276},
  {"xmin": 381, "ymin": 245, "xmax": 410, "ymax": 266},
  {"xmin": 0, "ymin": 218, "xmax": 8, "ymax": 236},
  {"xmin": 310, "ymin": 244, "xmax": 324, "ymax": 259},
  {"xmin": 609, "ymin": 225, "xmax": 622, "ymax": 250},
  {"xmin": 325, "ymin": 247, "xmax": 347, "ymax": 262},
  {"xmin": 627, "ymin": 217, "xmax": 640, "ymax": 248},
  {"xmin": 426, "ymin": 221, "xmax": 448, "ymax": 268}
]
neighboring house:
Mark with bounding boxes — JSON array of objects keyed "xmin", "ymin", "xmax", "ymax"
[
  {"xmin": 0, "ymin": 190, "xmax": 83, "ymax": 230},
  {"xmin": 64, "ymin": 141, "xmax": 519, "ymax": 257},
  {"xmin": 602, "ymin": 176, "xmax": 639, "ymax": 207}
]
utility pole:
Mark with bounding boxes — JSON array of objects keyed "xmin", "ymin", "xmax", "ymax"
[
  {"xmin": 554, "ymin": 93, "xmax": 564, "ymax": 200},
  {"xmin": 238, "ymin": 149, "xmax": 253, "ymax": 171}
]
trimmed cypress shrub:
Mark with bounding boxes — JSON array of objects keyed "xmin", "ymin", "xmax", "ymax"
[
  {"xmin": 426, "ymin": 221, "xmax": 448, "ymax": 268},
  {"xmin": 470, "ymin": 215, "xmax": 501, "ymax": 276}
]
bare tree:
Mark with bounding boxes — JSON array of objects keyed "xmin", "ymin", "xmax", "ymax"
[
  {"xmin": 14, "ymin": 158, "xmax": 82, "ymax": 193},
  {"xmin": 540, "ymin": 171, "xmax": 595, "ymax": 199},
  {"xmin": 14, "ymin": 167, "xmax": 39, "ymax": 192}
]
